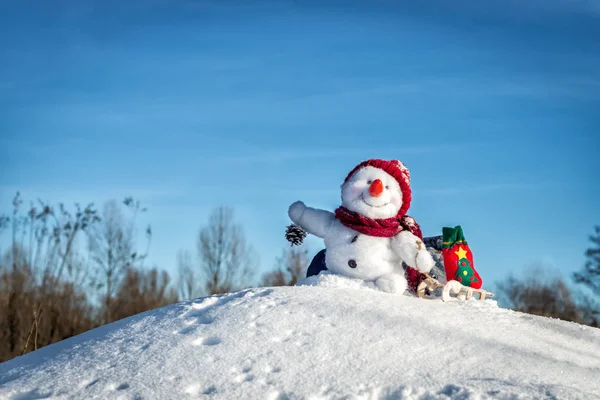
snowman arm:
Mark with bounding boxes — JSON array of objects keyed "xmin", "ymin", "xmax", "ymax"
[
  {"xmin": 391, "ymin": 231, "xmax": 435, "ymax": 273},
  {"xmin": 300, "ymin": 207, "xmax": 335, "ymax": 238},
  {"xmin": 288, "ymin": 201, "xmax": 334, "ymax": 239}
]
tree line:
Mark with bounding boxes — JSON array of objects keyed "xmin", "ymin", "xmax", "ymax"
[
  {"xmin": 1, "ymin": 192, "xmax": 598, "ymax": 364},
  {"xmin": 495, "ymin": 226, "xmax": 600, "ymax": 327},
  {"xmin": 0, "ymin": 193, "xmax": 307, "ymax": 363}
]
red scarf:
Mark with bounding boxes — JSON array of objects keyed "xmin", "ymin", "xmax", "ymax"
[
  {"xmin": 333, "ymin": 207, "xmax": 398, "ymax": 237},
  {"xmin": 334, "ymin": 206, "xmax": 423, "ymax": 239}
]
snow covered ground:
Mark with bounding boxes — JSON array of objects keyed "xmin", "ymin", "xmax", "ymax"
[{"xmin": 1, "ymin": 272, "xmax": 600, "ymax": 400}]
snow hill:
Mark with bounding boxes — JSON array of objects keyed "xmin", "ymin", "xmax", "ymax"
[{"xmin": 1, "ymin": 273, "xmax": 600, "ymax": 400}]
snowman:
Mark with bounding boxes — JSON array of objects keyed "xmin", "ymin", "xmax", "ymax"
[{"xmin": 288, "ymin": 159, "xmax": 435, "ymax": 294}]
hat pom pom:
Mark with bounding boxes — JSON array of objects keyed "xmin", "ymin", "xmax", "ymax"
[{"xmin": 285, "ymin": 224, "xmax": 307, "ymax": 246}]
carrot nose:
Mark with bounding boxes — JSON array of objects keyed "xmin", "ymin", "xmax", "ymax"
[{"xmin": 369, "ymin": 179, "xmax": 384, "ymax": 197}]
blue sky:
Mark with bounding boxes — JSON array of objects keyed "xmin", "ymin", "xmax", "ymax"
[{"xmin": 1, "ymin": 0, "xmax": 599, "ymax": 293}]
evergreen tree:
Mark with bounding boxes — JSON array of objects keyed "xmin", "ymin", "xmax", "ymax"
[{"xmin": 573, "ymin": 225, "xmax": 600, "ymax": 296}]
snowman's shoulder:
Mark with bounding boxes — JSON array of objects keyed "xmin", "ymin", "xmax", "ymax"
[
  {"xmin": 324, "ymin": 219, "xmax": 358, "ymax": 238},
  {"xmin": 391, "ymin": 229, "xmax": 418, "ymax": 241},
  {"xmin": 326, "ymin": 218, "xmax": 350, "ymax": 232}
]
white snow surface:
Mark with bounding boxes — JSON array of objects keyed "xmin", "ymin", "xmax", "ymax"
[{"xmin": 2, "ymin": 272, "xmax": 600, "ymax": 400}]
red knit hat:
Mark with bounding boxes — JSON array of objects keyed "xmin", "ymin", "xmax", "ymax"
[{"xmin": 343, "ymin": 159, "xmax": 412, "ymax": 218}]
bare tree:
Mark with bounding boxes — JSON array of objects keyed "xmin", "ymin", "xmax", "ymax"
[
  {"xmin": 262, "ymin": 246, "xmax": 309, "ymax": 287},
  {"xmin": 0, "ymin": 193, "xmax": 100, "ymax": 362},
  {"xmin": 109, "ymin": 266, "xmax": 178, "ymax": 322},
  {"xmin": 0, "ymin": 192, "xmax": 179, "ymax": 363},
  {"xmin": 0, "ymin": 214, "xmax": 9, "ymax": 234},
  {"xmin": 88, "ymin": 198, "xmax": 151, "ymax": 323},
  {"xmin": 197, "ymin": 206, "xmax": 255, "ymax": 295},
  {"xmin": 496, "ymin": 265, "xmax": 586, "ymax": 325},
  {"xmin": 176, "ymin": 249, "xmax": 199, "ymax": 300}
]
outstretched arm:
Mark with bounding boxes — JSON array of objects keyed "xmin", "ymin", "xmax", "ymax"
[{"xmin": 288, "ymin": 201, "xmax": 335, "ymax": 239}]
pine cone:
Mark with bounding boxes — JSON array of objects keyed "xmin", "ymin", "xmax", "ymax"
[{"xmin": 285, "ymin": 224, "xmax": 307, "ymax": 246}]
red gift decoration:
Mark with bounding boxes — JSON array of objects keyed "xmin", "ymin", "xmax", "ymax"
[{"xmin": 442, "ymin": 226, "xmax": 482, "ymax": 289}]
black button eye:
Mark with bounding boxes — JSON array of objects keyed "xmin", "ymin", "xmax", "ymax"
[
  {"xmin": 367, "ymin": 180, "xmax": 372, "ymax": 184},
  {"xmin": 385, "ymin": 185, "xmax": 389, "ymax": 189}
]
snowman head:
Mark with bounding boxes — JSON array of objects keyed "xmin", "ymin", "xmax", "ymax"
[{"xmin": 340, "ymin": 159, "xmax": 412, "ymax": 219}]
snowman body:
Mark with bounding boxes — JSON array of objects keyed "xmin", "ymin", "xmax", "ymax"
[
  {"xmin": 288, "ymin": 162, "xmax": 435, "ymax": 294},
  {"xmin": 323, "ymin": 220, "xmax": 402, "ymax": 281}
]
